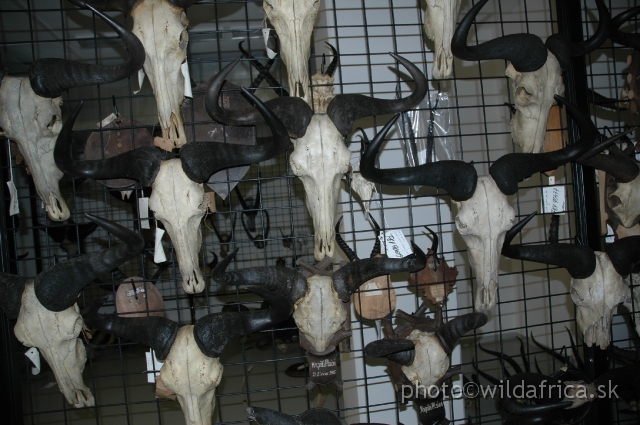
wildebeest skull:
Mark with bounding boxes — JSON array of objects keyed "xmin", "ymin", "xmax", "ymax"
[
  {"xmin": 263, "ymin": 0, "xmax": 320, "ymax": 103},
  {"xmin": 452, "ymin": 0, "xmax": 610, "ymax": 153},
  {"xmin": 206, "ymin": 48, "xmax": 427, "ymax": 260},
  {"xmin": 82, "ymin": 274, "xmax": 293, "ymax": 425},
  {"xmin": 0, "ymin": 215, "xmax": 144, "ymax": 407},
  {"xmin": 423, "ymin": 0, "xmax": 461, "ymax": 79},
  {"xmin": 54, "ymin": 85, "xmax": 291, "ymax": 294},
  {"xmin": 361, "ymin": 95, "xmax": 611, "ymax": 311},
  {"xmin": 503, "ymin": 212, "xmax": 640, "ymax": 349}
]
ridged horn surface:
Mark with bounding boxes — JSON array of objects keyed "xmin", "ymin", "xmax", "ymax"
[
  {"xmin": 605, "ymin": 236, "xmax": 640, "ymax": 277},
  {"xmin": 436, "ymin": 312, "xmax": 488, "ymax": 354},
  {"xmin": 364, "ymin": 338, "xmax": 416, "ymax": 366}
]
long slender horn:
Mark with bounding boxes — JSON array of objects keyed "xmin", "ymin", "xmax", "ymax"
[
  {"xmin": 332, "ymin": 242, "xmax": 427, "ymax": 302},
  {"xmin": 82, "ymin": 298, "xmax": 178, "ymax": 361},
  {"xmin": 180, "ymin": 87, "xmax": 291, "ymax": 183},
  {"xmin": 369, "ymin": 214, "xmax": 382, "ymax": 257},
  {"xmin": 193, "ymin": 286, "xmax": 293, "ymax": 358},
  {"xmin": 364, "ymin": 338, "xmax": 416, "ymax": 366},
  {"xmin": 359, "ymin": 114, "xmax": 478, "ymax": 201},
  {"xmin": 0, "ymin": 274, "xmax": 26, "ymax": 319},
  {"xmin": 479, "ymin": 344, "xmax": 524, "ymax": 375},
  {"xmin": 335, "ymin": 216, "xmax": 358, "ymax": 261},
  {"xmin": 605, "ymin": 236, "xmax": 640, "ymax": 277},
  {"xmin": 247, "ymin": 407, "xmax": 299, "ymax": 425},
  {"xmin": 54, "ymin": 102, "xmax": 163, "ymax": 186},
  {"xmin": 579, "ymin": 153, "xmax": 639, "ymax": 183},
  {"xmin": 499, "ymin": 373, "xmax": 573, "ymax": 415},
  {"xmin": 502, "ymin": 212, "xmax": 597, "ymax": 280},
  {"xmin": 489, "ymin": 96, "xmax": 599, "ymax": 196},
  {"xmin": 324, "ymin": 42, "xmax": 339, "ymax": 77},
  {"xmin": 28, "ymin": 1, "xmax": 144, "ymax": 98},
  {"xmin": 326, "ymin": 53, "xmax": 428, "ymax": 136},
  {"xmin": 436, "ymin": 313, "xmax": 488, "ymax": 354},
  {"xmin": 545, "ymin": 0, "xmax": 611, "ymax": 70},
  {"xmin": 610, "ymin": 6, "xmax": 640, "ymax": 51},
  {"xmin": 35, "ymin": 214, "xmax": 144, "ymax": 312},
  {"xmin": 204, "ymin": 59, "xmax": 312, "ymax": 138},
  {"xmin": 451, "ymin": 0, "xmax": 548, "ymax": 72},
  {"xmin": 425, "ymin": 226, "xmax": 439, "ymax": 257}
]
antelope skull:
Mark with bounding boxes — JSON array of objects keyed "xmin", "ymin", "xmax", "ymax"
[
  {"xmin": 263, "ymin": 0, "xmax": 320, "ymax": 103},
  {"xmin": 452, "ymin": 0, "xmax": 610, "ymax": 153},
  {"xmin": 206, "ymin": 48, "xmax": 427, "ymax": 260},
  {"xmin": 423, "ymin": 0, "xmax": 461, "ymax": 79},
  {"xmin": 83, "ymin": 274, "xmax": 293, "ymax": 425},
  {"xmin": 0, "ymin": 215, "xmax": 144, "ymax": 407}
]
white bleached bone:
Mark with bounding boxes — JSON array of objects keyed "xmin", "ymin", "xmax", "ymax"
[{"xmin": 423, "ymin": 0, "xmax": 461, "ymax": 79}]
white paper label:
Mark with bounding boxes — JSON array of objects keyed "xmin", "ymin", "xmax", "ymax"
[
  {"xmin": 263, "ymin": 28, "xmax": 277, "ymax": 59},
  {"xmin": 378, "ymin": 229, "xmax": 412, "ymax": 258},
  {"xmin": 139, "ymin": 197, "xmax": 150, "ymax": 229},
  {"xmin": 541, "ymin": 186, "xmax": 566, "ymax": 215},
  {"xmin": 606, "ymin": 224, "xmax": 615, "ymax": 243},
  {"xmin": 25, "ymin": 347, "xmax": 41, "ymax": 375},
  {"xmin": 154, "ymin": 227, "xmax": 167, "ymax": 263},
  {"xmin": 134, "ymin": 68, "xmax": 146, "ymax": 95},
  {"xmin": 364, "ymin": 281, "xmax": 383, "ymax": 297},
  {"xmin": 181, "ymin": 62, "xmax": 193, "ymax": 98},
  {"xmin": 548, "ymin": 176, "xmax": 555, "ymax": 185},
  {"xmin": 97, "ymin": 113, "xmax": 118, "ymax": 128},
  {"xmin": 7, "ymin": 180, "xmax": 18, "ymax": 216},
  {"xmin": 145, "ymin": 350, "xmax": 163, "ymax": 383}
]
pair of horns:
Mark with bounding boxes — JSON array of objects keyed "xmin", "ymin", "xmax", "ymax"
[
  {"xmin": 452, "ymin": 0, "xmax": 610, "ymax": 72},
  {"xmin": 28, "ymin": 1, "xmax": 145, "ymax": 98},
  {"xmin": 83, "ymin": 253, "xmax": 293, "ymax": 361},
  {"xmin": 503, "ymin": 212, "xmax": 640, "ymax": 278},
  {"xmin": 360, "ymin": 96, "xmax": 599, "ymax": 200},
  {"xmin": 0, "ymin": 215, "xmax": 144, "ymax": 318},
  {"xmin": 610, "ymin": 6, "xmax": 640, "ymax": 51},
  {"xmin": 334, "ymin": 214, "xmax": 382, "ymax": 261},
  {"xmin": 206, "ymin": 52, "xmax": 427, "ymax": 139},
  {"xmin": 578, "ymin": 129, "xmax": 639, "ymax": 183},
  {"xmin": 365, "ymin": 312, "xmax": 488, "ymax": 366}
]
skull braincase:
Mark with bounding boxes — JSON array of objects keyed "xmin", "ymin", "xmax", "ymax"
[
  {"xmin": 454, "ymin": 176, "xmax": 515, "ymax": 311},
  {"xmin": 610, "ymin": 173, "xmax": 640, "ymax": 228},
  {"xmin": 505, "ymin": 51, "xmax": 565, "ymax": 154},
  {"xmin": 14, "ymin": 283, "xmax": 94, "ymax": 407},
  {"xmin": 289, "ymin": 114, "xmax": 351, "ymax": 260},
  {"xmin": 264, "ymin": 0, "xmax": 320, "ymax": 103},
  {"xmin": 571, "ymin": 251, "xmax": 629, "ymax": 350},
  {"xmin": 423, "ymin": 0, "xmax": 461, "ymax": 80},
  {"xmin": 401, "ymin": 329, "xmax": 450, "ymax": 388},
  {"xmin": 0, "ymin": 76, "xmax": 69, "ymax": 221},
  {"xmin": 149, "ymin": 159, "xmax": 207, "ymax": 294},
  {"xmin": 132, "ymin": 0, "xmax": 188, "ymax": 149},
  {"xmin": 160, "ymin": 326, "xmax": 223, "ymax": 425},
  {"xmin": 292, "ymin": 275, "xmax": 347, "ymax": 354}
]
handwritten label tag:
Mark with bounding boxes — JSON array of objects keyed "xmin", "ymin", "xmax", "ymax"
[
  {"xmin": 25, "ymin": 347, "xmax": 41, "ymax": 375},
  {"xmin": 181, "ymin": 62, "xmax": 193, "ymax": 98},
  {"xmin": 154, "ymin": 227, "xmax": 167, "ymax": 263},
  {"xmin": 541, "ymin": 186, "xmax": 566, "ymax": 215},
  {"xmin": 134, "ymin": 68, "xmax": 145, "ymax": 94},
  {"xmin": 378, "ymin": 230, "xmax": 412, "ymax": 258},
  {"xmin": 97, "ymin": 113, "xmax": 118, "ymax": 128},
  {"xmin": 263, "ymin": 28, "xmax": 277, "ymax": 59},
  {"xmin": 139, "ymin": 197, "xmax": 150, "ymax": 229},
  {"xmin": 146, "ymin": 350, "xmax": 163, "ymax": 383}
]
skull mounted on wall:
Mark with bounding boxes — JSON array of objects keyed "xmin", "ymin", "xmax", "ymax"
[{"xmin": 423, "ymin": 0, "xmax": 461, "ymax": 79}]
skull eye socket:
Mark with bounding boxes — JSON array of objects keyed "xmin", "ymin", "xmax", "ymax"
[
  {"xmin": 179, "ymin": 30, "xmax": 189, "ymax": 51},
  {"xmin": 454, "ymin": 216, "xmax": 467, "ymax": 232},
  {"xmin": 515, "ymin": 86, "xmax": 533, "ymax": 105},
  {"xmin": 47, "ymin": 115, "xmax": 59, "ymax": 131},
  {"xmin": 609, "ymin": 194, "xmax": 622, "ymax": 208}
]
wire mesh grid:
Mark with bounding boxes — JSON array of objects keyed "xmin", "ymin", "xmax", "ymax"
[{"xmin": 0, "ymin": 0, "xmax": 639, "ymax": 424}]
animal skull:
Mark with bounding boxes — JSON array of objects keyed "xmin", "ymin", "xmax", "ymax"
[
  {"xmin": 402, "ymin": 329, "xmax": 450, "ymax": 387},
  {"xmin": 609, "ymin": 173, "xmax": 640, "ymax": 228},
  {"xmin": 263, "ymin": 0, "xmax": 320, "ymax": 103},
  {"xmin": 149, "ymin": 159, "xmax": 207, "ymax": 293},
  {"xmin": 0, "ymin": 76, "xmax": 68, "ymax": 220},
  {"xmin": 505, "ymin": 51, "xmax": 565, "ymax": 153},
  {"xmin": 423, "ymin": 0, "xmax": 461, "ymax": 79}
]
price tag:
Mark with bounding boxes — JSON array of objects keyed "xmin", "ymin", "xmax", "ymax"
[
  {"xmin": 154, "ymin": 226, "xmax": 167, "ymax": 263},
  {"xmin": 139, "ymin": 197, "xmax": 150, "ymax": 229},
  {"xmin": 145, "ymin": 350, "xmax": 163, "ymax": 383},
  {"xmin": 25, "ymin": 347, "xmax": 41, "ymax": 375},
  {"xmin": 541, "ymin": 186, "xmax": 566, "ymax": 215},
  {"xmin": 97, "ymin": 113, "xmax": 118, "ymax": 128},
  {"xmin": 134, "ymin": 68, "xmax": 146, "ymax": 95},
  {"xmin": 378, "ymin": 229, "xmax": 413, "ymax": 258},
  {"xmin": 181, "ymin": 62, "xmax": 193, "ymax": 98},
  {"xmin": 263, "ymin": 28, "xmax": 277, "ymax": 59}
]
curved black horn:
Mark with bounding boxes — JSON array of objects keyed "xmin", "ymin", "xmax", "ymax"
[
  {"xmin": 577, "ymin": 128, "xmax": 639, "ymax": 183},
  {"xmin": 489, "ymin": 96, "xmax": 598, "ymax": 196},
  {"xmin": 35, "ymin": 214, "xmax": 144, "ymax": 312},
  {"xmin": 82, "ymin": 298, "xmax": 178, "ymax": 361},
  {"xmin": 478, "ymin": 344, "xmax": 524, "ymax": 375},
  {"xmin": 247, "ymin": 407, "xmax": 299, "ymax": 425},
  {"xmin": 436, "ymin": 312, "xmax": 488, "ymax": 354},
  {"xmin": 451, "ymin": 0, "xmax": 548, "ymax": 72},
  {"xmin": 360, "ymin": 114, "xmax": 478, "ymax": 201},
  {"xmin": 54, "ymin": 102, "xmax": 163, "ymax": 186},
  {"xmin": 424, "ymin": 226, "xmax": 439, "ymax": 256},
  {"xmin": 0, "ymin": 274, "xmax": 26, "ymax": 320},
  {"xmin": 610, "ymin": 6, "xmax": 640, "ymax": 51},
  {"xmin": 204, "ymin": 59, "xmax": 313, "ymax": 139},
  {"xmin": 369, "ymin": 214, "xmax": 382, "ymax": 257},
  {"xmin": 545, "ymin": 0, "xmax": 611, "ymax": 70},
  {"xmin": 193, "ymin": 286, "xmax": 293, "ymax": 358},
  {"xmin": 180, "ymin": 87, "xmax": 292, "ymax": 183},
  {"xmin": 332, "ymin": 242, "xmax": 427, "ymax": 302},
  {"xmin": 605, "ymin": 236, "xmax": 640, "ymax": 277},
  {"xmin": 324, "ymin": 42, "xmax": 339, "ymax": 77},
  {"xmin": 499, "ymin": 373, "xmax": 573, "ymax": 415},
  {"xmin": 364, "ymin": 338, "xmax": 416, "ymax": 366},
  {"xmin": 28, "ymin": 1, "xmax": 144, "ymax": 98},
  {"xmin": 326, "ymin": 53, "xmax": 428, "ymax": 136},
  {"xmin": 502, "ymin": 212, "xmax": 597, "ymax": 279},
  {"xmin": 335, "ymin": 216, "xmax": 358, "ymax": 262}
]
